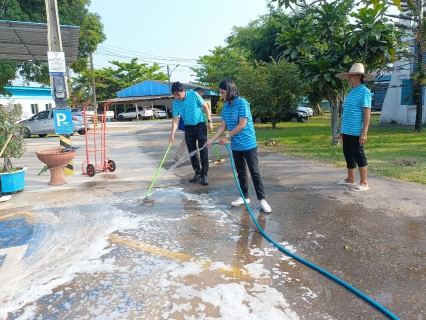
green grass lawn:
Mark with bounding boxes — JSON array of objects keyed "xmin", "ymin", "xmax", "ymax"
[{"xmin": 254, "ymin": 114, "xmax": 426, "ymax": 185}]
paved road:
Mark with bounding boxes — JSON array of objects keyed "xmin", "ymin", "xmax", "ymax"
[{"xmin": 0, "ymin": 119, "xmax": 425, "ymax": 319}]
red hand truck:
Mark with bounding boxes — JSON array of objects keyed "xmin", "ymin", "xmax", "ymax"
[{"xmin": 82, "ymin": 101, "xmax": 116, "ymax": 177}]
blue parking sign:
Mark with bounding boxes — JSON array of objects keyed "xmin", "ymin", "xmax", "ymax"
[{"xmin": 53, "ymin": 110, "xmax": 73, "ymax": 134}]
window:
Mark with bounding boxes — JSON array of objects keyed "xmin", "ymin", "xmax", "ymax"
[
  {"xmin": 45, "ymin": 103, "xmax": 52, "ymax": 110},
  {"xmin": 31, "ymin": 104, "xmax": 39, "ymax": 114},
  {"xmin": 34, "ymin": 111, "xmax": 48, "ymax": 120}
]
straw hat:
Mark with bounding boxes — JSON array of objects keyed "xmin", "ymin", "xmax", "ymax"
[{"xmin": 335, "ymin": 63, "xmax": 375, "ymax": 81}]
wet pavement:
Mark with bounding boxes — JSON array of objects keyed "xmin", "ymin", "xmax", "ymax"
[{"xmin": 0, "ymin": 119, "xmax": 425, "ymax": 319}]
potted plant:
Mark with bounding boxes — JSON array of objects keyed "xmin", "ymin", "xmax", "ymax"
[{"xmin": 0, "ymin": 101, "xmax": 27, "ymax": 193}]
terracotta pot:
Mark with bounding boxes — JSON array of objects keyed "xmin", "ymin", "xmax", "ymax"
[{"xmin": 35, "ymin": 148, "xmax": 76, "ymax": 186}]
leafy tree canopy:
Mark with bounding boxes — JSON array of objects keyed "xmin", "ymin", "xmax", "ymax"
[
  {"xmin": 276, "ymin": 0, "xmax": 403, "ymax": 143},
  {"xmin": 226, "ymin": 6, "xmax": 290, "ymax": 63},
  {"xmin": 0, "ymin": 0, "xmax": 105, "ymax": 86},
  {"xmin": 236, "ymin": 59, "xmax": 304, "ymax": 128},
  {"xmin": 191, "ymin": 46, "xmax": 248, "ymax": 88},
  {"xmin": 0, "ymin": 62, "xmax": 17, "ymax": 95},
  {"xmin": 70, "ymin": 58, "xmax": 168, "ymax": 106}
]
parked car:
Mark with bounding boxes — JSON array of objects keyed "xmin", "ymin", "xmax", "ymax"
[
  {"xmin": 153, "ymin": 108, "xmax": 166, "ymax": 119},
  {"xmin": 71, "ymin": 107, "xmax": 114, "ymax": 122},
  {"xmin": 154, "ymin": 105, "xmax": 172, "ymax": 118},
  {"xmin": 72, "ymin": 111, "xmax": 89, "ymax": 134},
  {"xmin": 252, "ymin": 109, "xmax": 309, "ymax": 124},
  {"xmin": 20, "ymin": 109, "xmax": 86, "ymax": 138},
  {"xmin": 297, "ymin": 106, "xmax": 314, "ymax": 116},
  {"xmin": 117, "ymin": 106, "xmax": 154, "ymax": 121}
]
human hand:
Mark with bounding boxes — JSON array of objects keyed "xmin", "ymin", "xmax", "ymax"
[
  {"xmin": 169, "ymin": 136, "xmax": 174, "ymax": 144},
  {"xmin": 208, "ymin": 123, "xmax": 214, "ymax": 133},
  {"xmin": 204, "ymin": 140, "xmax": 212, "ymax": 148},
  {"xmin": 359, "ymin": 134, "xmax": 367, "ymax": 146},
  {"xmin": 338, "ymin": 133, "xmax": 343, "ymax": 142},
  {"xmin": 218, "ymin": 137, "xmax": 227, "ymax": 145}
]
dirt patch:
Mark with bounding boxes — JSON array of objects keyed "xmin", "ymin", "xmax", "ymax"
[{"xmin": 393, "ymin": 159, "xmax": 419, "ymax": 166}]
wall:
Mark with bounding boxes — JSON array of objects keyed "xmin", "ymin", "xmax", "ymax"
[
  {"xmin": 0, "ymin": 87, "xmax": 55, "ymax": 120},
  {"xmin": 380, "ymin": 38, "xmax": 426, "ymax": 125}
]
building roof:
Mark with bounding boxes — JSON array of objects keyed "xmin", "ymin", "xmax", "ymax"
[
  {"xmin": 0, "ymin": 19, "xmax": 79, "ymax": 62},
  {"xmin": 117, "ymin": 80, "xmax": 218, "ymax": 98},
  {"xmin": 103, "ymin": 95, "xmax": 174, "ymax": 104},
  {"xmin": 1, "ymin": 86, "xmax": 53, "ymax": 98}
]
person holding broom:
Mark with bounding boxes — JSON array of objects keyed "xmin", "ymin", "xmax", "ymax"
[{"xmin": 169, "ymin": 82, "xmax": 213, "ymax": 185}]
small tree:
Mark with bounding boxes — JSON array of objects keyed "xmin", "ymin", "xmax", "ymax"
[
  {"xmin": 277, "ymin": 0, "xmax": 402, "ymax": 144},
  {"xmin": 236, "ymin": 59, "xmax": 304, "ymax": 128},
  {"xmin": 215, "ymin": 96, "xmax": 225, "ymax": 117},
  {"xmin": 0, "ymin": 102, "xmax": 26, "ymax": 172}
]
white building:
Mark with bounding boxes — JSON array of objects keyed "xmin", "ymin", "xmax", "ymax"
[
  {"xmin": 380, "ymin": 27, "xmax": 426, "ymax": 125},
  {"xmin": 0, "ymin": 86, "xmax": 55, "ymax": 120}
]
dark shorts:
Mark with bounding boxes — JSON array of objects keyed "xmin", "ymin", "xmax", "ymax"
[{"xmin": 342, "ymin": 134, "xmax": 368, "ymax": 169}]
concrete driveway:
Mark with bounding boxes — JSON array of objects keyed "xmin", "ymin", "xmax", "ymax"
[{"xmin": 0, "ymin": 120, "xmax": 424, "ymax": 319}]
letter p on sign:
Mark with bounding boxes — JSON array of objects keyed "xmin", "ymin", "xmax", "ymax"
[{"xmin": 53, "ymin": 109, "xmax": 73, "ymax": 134}]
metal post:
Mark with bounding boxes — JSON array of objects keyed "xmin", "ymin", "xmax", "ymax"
[
  {"xmin": 167, "ymin": 64, "xmax": 179, "ymax": 118},
  {"xmin": 167, "ymin": 65, "xmax": 171, "ymax": 117},
  {"xmin": 45, "ymin": 0, "xmax": 73, "ymax": 174},
  {"xmin": 90, "ymin": 52, "xmax": 98, "ymax": 126}
]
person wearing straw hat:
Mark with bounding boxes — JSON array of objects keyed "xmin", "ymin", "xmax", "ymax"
[{"xmin": 335, "ymin": 63, "xmax": 373, "ymax": 192}]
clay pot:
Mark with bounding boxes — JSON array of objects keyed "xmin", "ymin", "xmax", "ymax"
[{"xmin": 36, "ymin": 148, "xmax": 76, "ymax": 186}]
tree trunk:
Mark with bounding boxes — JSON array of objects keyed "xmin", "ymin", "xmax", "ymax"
[
  {"xmin": 330, "ymin": 96, "xmax": 340, "ymax": 146},
  {"xmin": 413, "ymin": 82, "xmax": 423, "ymax": 132},
  {"xmin": 271, "ymin": 114, "xmax": 278, "ymax": 128},
  {"xmin": 415, "ymin": 101, "xmax": 423, "ymax": 131},
  {"xmin": 313, "ymin": 103, "xmax": 321, "ymax": 115},
  {"xmin": 414, "ymin": 41, "xmax": 423, "ymax": 132}
]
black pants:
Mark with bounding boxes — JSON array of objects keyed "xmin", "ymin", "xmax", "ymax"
[
  {"xmin": 342, "ymin": 134, "xmax": 368, "ymax": 169},
  {"xmin": 185, "ymin": 122, "xmax": 209, "ymax": 175},
  {"xmin": 232, "ymin": 147, "xmax": 265, "ymax": 200}
]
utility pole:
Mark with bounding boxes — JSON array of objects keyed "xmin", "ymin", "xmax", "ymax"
[
  {"xmin": 167, "ymin": 65, "xmax": 171, "ymax": 117},
  {"xmin": 45, "ymin": 0, "xmax": 74, "ymax": 174},
  {"xmin": 167, "ymin": 64, "xmax": 180, "ymax": 91},
  {"xmin": 167, "ymin": 65, "xmax": 171, "ymax": 91},
  {"xmin": 167, "ymin": 64, "xmax": 179, "ymax": 117}
]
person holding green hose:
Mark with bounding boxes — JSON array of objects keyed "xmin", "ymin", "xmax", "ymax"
[{"xmin": 204, "ymin": 79, "xmax": 271, "ymax": 213}]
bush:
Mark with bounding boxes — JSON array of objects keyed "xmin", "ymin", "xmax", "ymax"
[{"xmin": 0, "ymin": 101, "xmax": 26, "ymax": 172}]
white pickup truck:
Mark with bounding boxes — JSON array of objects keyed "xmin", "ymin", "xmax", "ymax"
[
  {"xmin": 117, "ymin": 106, "xmax": 154, "ymax": 121},
  {"xmin": 73, "ymin": 106, "xmax": 114, "ymax": 120}
]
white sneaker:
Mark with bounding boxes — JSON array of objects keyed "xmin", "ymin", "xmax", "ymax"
[
  {"xmin": 231, "ymin": 197, "xmax": 250, "ymax": 206},
  {"xmin": 260, "ymin": 199, "xmax": 271, "ymax": 213},
  {"xmin": 0, "ymin": 195, "xmax": 11, "ymax": 203}
]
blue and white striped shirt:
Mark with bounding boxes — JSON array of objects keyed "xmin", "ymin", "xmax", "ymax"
[
  {"xmin": 341, "ymin": 84, "xmax": 371, "ymax": 136},
  {"xmin": 221, "ymin": 96, "xmax": 257, "ymax": 151},
  {"xmin": 172, "ymin": 90, "xmax": 205, "ymax": 125}
]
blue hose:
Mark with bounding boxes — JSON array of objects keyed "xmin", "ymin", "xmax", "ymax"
[{"xmin": 213, "ymin": 142, "xmax": 399, "ymax": 320}]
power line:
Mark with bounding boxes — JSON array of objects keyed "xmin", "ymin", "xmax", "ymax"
[
  {"xmin": 98, "ymin": 43, "xmax": 200, "ymax": 63},
  {"xmin": 94, "ymin": 48, "xmax": 200, "ymax": 69}
]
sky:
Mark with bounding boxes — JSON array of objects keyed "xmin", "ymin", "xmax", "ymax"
[{"xmin": 88, "ymin": 0, "xmax": 274, "ymax": 83}]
